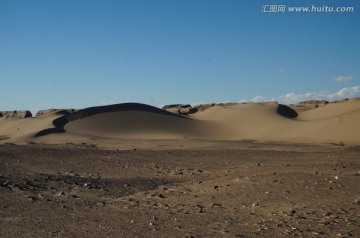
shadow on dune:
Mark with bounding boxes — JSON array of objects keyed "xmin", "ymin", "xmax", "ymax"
[
  {"xmin": 277, "ymin": 104, "xmax": 298, "ymax": 119},
  {"xmin": 35, "ymin": 103, "xmax": 188, "ymax": 137}
]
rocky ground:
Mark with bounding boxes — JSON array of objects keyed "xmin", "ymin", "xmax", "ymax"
[{"xmin": 0, "ymin": 142, "xmax": 359, "ymax": 237}]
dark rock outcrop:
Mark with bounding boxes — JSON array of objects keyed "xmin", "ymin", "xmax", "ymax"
[
  {"xmin": 290, "ymin": 100, "xmax": 329, "ymax": 112},
  {"xmin": 162, "ymin": 104, "xmax": 199, "ymax": 114},
  {"xmin": 36, "ymin": 109, "xmax": 77, "ymax": 117},
  {"xmin": 0, "ymin": 110, "xmax": 32, "ymax": 118},
  {"xmin": 162, "ymin": 103, "xmax": 237, "ymax": 115}
]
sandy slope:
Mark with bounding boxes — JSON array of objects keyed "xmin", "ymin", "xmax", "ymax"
[
  {"xmin": 0, "ymin": 100, "xmax": 359, "ymax": 145},
  {"xmin": 64, "ymin": 110, "xmax": 214, "ymax": 140},
  {"xmin": 0, "ymin": 113, "xmax": 59, "ymax": 142},
  {"xmin": 190, "ymin": 102, "xmax": 296, "ymax": 141},
  {"xmin": 191, "ymin": 100, "xmax": 360, "ymax": 144}
]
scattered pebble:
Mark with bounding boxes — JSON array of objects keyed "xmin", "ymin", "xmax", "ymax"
[{"xmin": 195, "ymin": 205, "xmax": 205, "ymax": 213}]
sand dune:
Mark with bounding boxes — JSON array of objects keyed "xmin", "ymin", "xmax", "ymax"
[
  {"xmin": 0, "ymin": 100, "xmax": 359, "ymax": 145},
  {"xmin": 191, "ymin": 101, "xmax": 360, "ymax": 144},
  {"xmin": 61, "ymin": 103, "xmax": 215, "ymax": 139},
  {"xmin": 190, "ymin": 102, "xmax": 297, "ymax": 140}
]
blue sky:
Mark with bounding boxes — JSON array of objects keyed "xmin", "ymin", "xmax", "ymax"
[{"xmin": 1, "ymin": 0, "xmax": 359, "ymax": 113}]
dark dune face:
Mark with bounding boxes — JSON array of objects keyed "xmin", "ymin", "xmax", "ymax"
[{"xmin": 277, "ymin": 104, "xmax": 298, "ymax": 119}]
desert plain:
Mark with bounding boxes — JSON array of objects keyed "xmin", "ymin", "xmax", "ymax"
[{"xmin": 0, "ymin": 99, "xmax": 360, "ymax": 237}]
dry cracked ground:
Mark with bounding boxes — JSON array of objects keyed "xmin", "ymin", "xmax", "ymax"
[{"xmin": 0, "ymin": 142, "xmax": 359, "ymax": 237}]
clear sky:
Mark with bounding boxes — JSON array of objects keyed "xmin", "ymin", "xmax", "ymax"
[{"xmin": 1, "ymin": 0, "xmax": 359, "ymax": 113}]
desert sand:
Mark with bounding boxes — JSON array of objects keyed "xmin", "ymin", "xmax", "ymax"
[
  {"xmin": 0, "ymin": 99, "xmax": 359, "ymax": 237},
  {"xmin": 1, "ymin": 99, "xmax": 360, "ymax": 146}
]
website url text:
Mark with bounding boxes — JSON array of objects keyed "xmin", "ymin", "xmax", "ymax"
[{"xmin": 261, "ymin": 5, "xmax": 355, "ymax": 13}]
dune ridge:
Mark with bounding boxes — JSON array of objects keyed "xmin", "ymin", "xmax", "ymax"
[{"xmin": 0, "ymin": 99, "xmax": 359, "ymax": 145}]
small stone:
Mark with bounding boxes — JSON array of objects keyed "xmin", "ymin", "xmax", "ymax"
[
  {"xmin": 335, "ymin": 175, "xmax": 339, "ymax": 180},
  {"xmin": 27, "ymin": 196, "xmax": 36, "ymax": 202},
  {"xmin": 235, "ymin": 234, "xmax": 247, "ymax": 238},
  {"xmin": 2, "ymin": 180, "xmax": 10, "ymax": 186},
  {"xmin": 195, "ymin": 205, "xmax": 204, "ymax": 213},
  {"xmin": 128, "ymin": 199, "xmax": 139, "ymax": 206},
  {"xmin": 354, "ymin": 197, "xmax": 360, "ymax": 205},
  {"xmin": 337, "ymin": 209, "xmax": 347, "ymax": 214},
  {"xmin": 251, "ymin": 203, "xmax": 259, "ymax": 207},
  {"xmin": 66, "ymin": 171, "xmax": 79, "ymax": 177}
]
